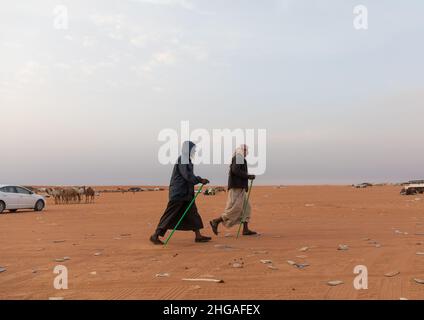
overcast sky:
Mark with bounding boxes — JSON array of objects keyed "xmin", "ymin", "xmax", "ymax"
[{"xmin": 1, "ymin": 0, "xmax": 423, "ymax": 185}]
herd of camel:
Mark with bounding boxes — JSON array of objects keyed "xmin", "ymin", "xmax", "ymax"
[{"xmin": 45, "ymin": 186, "xmax": 96, "ymax": 204}]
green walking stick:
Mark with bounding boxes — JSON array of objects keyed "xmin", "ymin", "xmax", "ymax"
[
  {"xmin": 236, "ymin": 179, "xmax": 254, "ymax": 239},
  {"xmin": 164, "ymin": 184, "xmax": 204, "ymax": 246}
]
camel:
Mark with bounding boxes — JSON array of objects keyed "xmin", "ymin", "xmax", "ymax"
[
  {"xmin": 62, "ymin": 188, "xmax": 78, "ymax": 204},
  {"xmin": 47, "ymin": 188, "xmax": 63, "ymax": 204},
  {"xmin": 47, "ymin": 187, "xmax": 94, "ymax": 204},
  {"xmin": 83, "ymin": 186, "xmax": 95, "ymax": 203},
  {"xmin": 73, "ymin": 187, "xmax": 86, "ymax": 203}
]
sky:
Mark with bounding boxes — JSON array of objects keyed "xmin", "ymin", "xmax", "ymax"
[{"xmin": 1, "ymin": 0, "xmax": 424, "ymax": 185}]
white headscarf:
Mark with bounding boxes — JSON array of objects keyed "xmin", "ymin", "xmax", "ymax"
[
  {"xmin": 234, "ymin": 144, "xmax": 248, "ymax": 156},
  {"xmin": 234, "ymin": 144, "xmax": 247, "ymax": 164}
]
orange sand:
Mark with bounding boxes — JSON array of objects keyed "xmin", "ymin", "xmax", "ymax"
[{"xmin": 1, "ymin": 186, "xmax": 424, "ymax": 300}]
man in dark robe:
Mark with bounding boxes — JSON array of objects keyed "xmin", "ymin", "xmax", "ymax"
[{"xmin": 150, "ymin": 141, "xmax": 212, "ymax": 245}]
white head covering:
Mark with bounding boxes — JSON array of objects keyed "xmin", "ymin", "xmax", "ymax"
[
  {"xmin": 234, "ymin": 144, "xmax": 247, "ymax": 164},
  {"xmin": 234, "ymin": 144, "xmax": 248, "ymax": 156}
]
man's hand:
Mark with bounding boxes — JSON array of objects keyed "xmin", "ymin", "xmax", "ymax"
[
  {"xmin": 248, "ymin": 175, "xmax": 256, "ymax": 180},
  {"xmin": 200, "ymin": 178, "xmax": 210, "ymax": 185}
]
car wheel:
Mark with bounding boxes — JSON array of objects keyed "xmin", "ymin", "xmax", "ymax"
[
  {"xmin": 0, "ymin": 201, "xmax": 5, "ymax": 214},
  {"xmin": 34, "ymin": 200, "xmax": 45, "ymax": 212},
  {"xmin": 9, "ymin": 209, "xmax": 17, "ymax": 213}
]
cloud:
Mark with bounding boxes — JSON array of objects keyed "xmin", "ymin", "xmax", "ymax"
[
  {"xmin": 131, "ymin": 0, "xmax": 195, "ymax": 11},
  {"xmin": 89, "ymin": 13, "xmax": 151, "ymax": 45},
  {"xmin": 130, "ymin": 34, "xmax": 148, "ymax": 47},
  {"xmin": 180, "ymin": 44, "xmax": 208, "ymax": 62},
  {"xmin": 16, "ymin": 61, "xmax": 45, "ymax": 85},
  {"xmin": 139, "ymin": 51, "xmax": 176, "ymax": 73},
  {"xmin": 89, "ymin": 13, "xmax": 126, "ymax": 40},
  {"xmin": 54, "ymin": 63, "xmax": 71, "ymax": 70},
  {"xmin": 153, "ymin": 51, "xmax": 176, "ymax": 64},
  {"xmin": 275, "ymin": 0, "xmax": 293, "ymax": 12},
  {"xmin": 82, "ymin": 36, "xmax": 96, "ymax": 48},
  {"xmin": 90, "ymin": 13, "xmax": 125, "ymax": 27}
]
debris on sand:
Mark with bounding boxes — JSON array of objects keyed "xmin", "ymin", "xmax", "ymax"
[
  {"xmin": 400, "ymin": 297, "xmax": 408, "ymax": 300},
  {"xmin": 156, "ymin": 273, "xmax": 170, "ymax": 278},
  {"xmin": 337, "ymin": 244, "xmax": 349, "ymax": 251},
  {"xmin": 413, "ymin": 278, "xmax": 424, "ymax": 284},
  {"xmin": 0, "ymin": 267, "xmax": 6, "ymax": 273},
  {"xmin": 90, "ymin": 271, "xmax": 97, "ymax": 275},
  {"xmin": 49, "ymin": 297, "xmax": 64, "ymax": 300},
  {"xmin": 327, "ymin": 280, "xmax": 344, "ymax": 286},
  {"xmin": 120, "ymin": 233, "xmax": 131, "ymax": 237},
  {"xmin": 394, "ymin": 230, "xmax": 408, "ymax": 235},
  {"xmin": 189, "ymin": 285, "xmax": 201, "ymax": 290},
  {"xmin": 384, "ymin": 271, "xmax": 400, "ymax": 278},
  {"xmin": 305, "ymin": 204, "xmax": 315, "ymax": 207},
  {"xmin": 299, "ymin": 247, "xmax": 309, "ymax": 252},
  {"xmin": 253, "ymin": 250, "xmax": 268, "ymax": 255},
  {"xmin": 260, "ymin": 260, "xmax": 273, "ymax": 264},
  {"xmin": 54, "ymin": 257, "xmax": 70, "ymax": 263},
  {"xmin": 367, "ymin": 240, "xmax": 381, "ymax": 247},
  {"xmin": 268, "ymin": 265, "xmax": 279, "ymax": 270},
  {"xmin": 182, "ymin": 278, "xmax": 224, "ymax": 283},
  {"xmin": 94, "ymin": 252, "xmax": 102, "ymax": 256},
  {"xmin": 296, "ymin": 255, "xmax": 307, "ymax": 259},
  {"xmin": 53, "ymin": 240, "xmax": 66, "ymax": 243},
  {"xmin": 416, "ymin": 252, "xmax": 424, "ymax": 256},
  {"xmin": 294, "ymin": 263, "xmax": 310, "ymax": 269},
  {"xmin": 214, "ymin": 244, "xmax": 233, "ymax": 250},
  {"xmin": 230, "ymin": 258, "xmax": 244, "ymax": 269},
  {"xmin": 287, "ymin": 260, "xmax": 309, "ymax": 269}
]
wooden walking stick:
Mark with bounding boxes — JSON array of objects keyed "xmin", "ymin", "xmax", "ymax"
[
  {"xmin": 164, "ymin": 184, "xmax": 204, "ymax": 246},
  {"xmin": 236, "ymin": 179, "xmax": 254, "ymax": 239}
]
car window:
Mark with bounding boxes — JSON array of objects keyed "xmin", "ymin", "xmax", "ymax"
[
  {"xmin": 16, "ymin": 187, "xmax": 32, "ymax": 195},
  {"xmin": 3, "ymin": 186, "xmax": 18, "ymax": 193},
  {"xmin": 0, "ymin": 187, "xmax": 7, "ymax": 193}
]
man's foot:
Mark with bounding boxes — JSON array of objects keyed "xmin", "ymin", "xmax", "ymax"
[
  {"xmin": 195, "ymin": 235, "xmax": 212, "ymax": 243},
  {"xmin": 210, "ymin": 220, "xmax": 219, "ymax": 235},
  {"xmin": 242, "ymin": 230, "xmax": 257, "ymax": 236},
  {"xmin": 242, "ymin": 222, "xmax": 257, "ymax": 236},
  {"xmin": 150, "ymin": 235, "xmax": 164, "ymax": 245}
]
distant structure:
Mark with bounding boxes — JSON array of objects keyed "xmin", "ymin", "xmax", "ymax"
[{"xmin": 400, "ymin": 180, "xmax": 424, "ymax": 195}]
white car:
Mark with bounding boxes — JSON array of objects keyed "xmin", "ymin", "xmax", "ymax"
[{"xmin": 0, "ymin": 185, "xmax": 46, "ymax": 214}]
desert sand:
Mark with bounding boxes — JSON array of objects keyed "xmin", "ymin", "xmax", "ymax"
[{"xmin": 1, "ymin": 186, "xmax": 424, "ymax": 300}]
